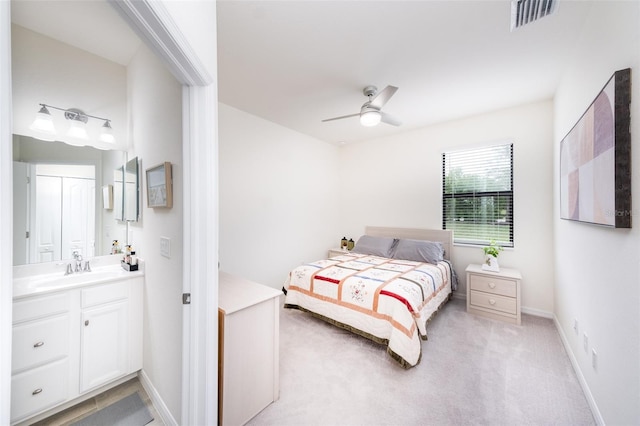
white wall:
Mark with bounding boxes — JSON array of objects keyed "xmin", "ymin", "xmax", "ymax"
[
  {"xmin": 127, "ymin": 44, "xmax": 183, "ymax": 422},
  {"xmin": 553, "ymin": 2, "xmax": 640, "ymax": 424},
  {"xmin": 339, "ymin": 100, "xmax": 555, "ymax": 314},
  {"xmin": 218, "ymin": 103, "xmax": 341, "ymax": 289},
  {"xmin": 11, "ymin": 25, "xmax": 127, "ymax": 150}
]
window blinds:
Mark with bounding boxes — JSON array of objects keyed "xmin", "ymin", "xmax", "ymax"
[{"xmin": 442, "ymin": 143, "xmax": 514, "ymax": 247}]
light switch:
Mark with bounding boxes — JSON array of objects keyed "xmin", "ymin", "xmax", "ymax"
[{"xmin": 160, "ymin": 236, "xmax": 171, "ymax": 258}]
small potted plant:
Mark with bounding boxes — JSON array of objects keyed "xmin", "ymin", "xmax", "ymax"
[{"xmin": 482, "ymin": 240, "xmax": 503, "ymax": 272}]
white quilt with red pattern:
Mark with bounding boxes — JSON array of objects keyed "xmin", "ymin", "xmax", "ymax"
[{"xmin": 283, "ymin": 252, "xmax": 453, "ymax": 368}]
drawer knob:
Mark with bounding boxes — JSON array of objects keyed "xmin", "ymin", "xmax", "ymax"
[
  {"xmin": 32, "ymin": 388, "xmax": 43, "ymax": 396},
  {"xmin": 33, "ymin": 341, "xmax": 44, "ymax": 348},
  {"xmin": 85, "ymin": 320, "xmax": 90, "ymax": 326},
  {"xmin": 488, "ymin": 282, "xmax": 496, "ymax": 289},
  {"xmin": 489, "ymin": 298, "xmax": 496, "ymax": 305}
]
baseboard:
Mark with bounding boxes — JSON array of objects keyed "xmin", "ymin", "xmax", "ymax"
[
  {"xmin": 451, "ymin": 291, "xmax": 466, "ymax": 301},
  {"xmin": 553, "ymin": 315, "xmax": 604, "ymax": 425},
  {"xmin": 521, "ymin": 306, "xmax": 553, "ymax": 318},
  {"xmin": 138, "ymin": 370, "xmax": 178, "ymax": 426}
]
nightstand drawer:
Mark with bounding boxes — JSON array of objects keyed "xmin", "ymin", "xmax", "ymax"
[
  {"xmin": 470, "ymin": 290, "xmax": 517, "ymax": 315},
  {"xmin": 469, "ymin": 274, "xmax": 517, "ymax": 297}
]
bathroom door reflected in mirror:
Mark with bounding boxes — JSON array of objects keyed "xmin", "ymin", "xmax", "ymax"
[{"xmin": 13, "ymin": 163, "xmax": 95, "ymax": 265}]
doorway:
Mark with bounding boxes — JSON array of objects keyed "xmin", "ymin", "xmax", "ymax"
[{"xmin": 0, "ymin": 1, "xmax": 218, "ymax": 425}]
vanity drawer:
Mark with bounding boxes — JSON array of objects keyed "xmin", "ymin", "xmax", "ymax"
[
  {"xmin": 11, "ymin": 358, "xmax": 69, "ymax": 422},
  {"xmin": 81, "ymin": 281, "xmax": 128, "ymax": 308},
  {"xmin": 469, "ymin": 290, "xmax": 517, "ymax": 315},
  {"xmin": 12, "ymin": 314, "xmax": 71, "ymax": 373},
  {"xmin": 469, "ymin": 274, "xmax": 517, "ymax": 298},
  {"xmin": 13, "ymin": 292, "xmax": 70, "ymax": 324}
]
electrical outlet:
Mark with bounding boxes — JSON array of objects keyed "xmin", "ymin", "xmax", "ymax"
[
  {"xmin": 573, "ymin": 319, "xmax": 579, "ymax": 335},
  {"xmin": 160, "ymin": 236, "xmax": 171, "ymax": 258},
  {"xmin": 592, "ymin": 349, "xmax": 598, "ymax": 370},
  {"xmin": 583, "ymin": 333, "xmax": 589, "ymax": 353}
]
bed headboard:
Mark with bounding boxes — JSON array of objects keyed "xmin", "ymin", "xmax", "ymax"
[{"xmin": 364, "ymin": 226, "xmax": 453, "ymax": 261}]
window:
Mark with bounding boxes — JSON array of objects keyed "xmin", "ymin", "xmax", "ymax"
[{"xmin": 442, "ymin": 143, "xmax": 513, "ymax": 247}]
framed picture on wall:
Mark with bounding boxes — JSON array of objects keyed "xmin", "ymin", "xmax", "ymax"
[
  {"xmin": 559, "ymin": 68, "xmax": 631, "ymax": 228},
  {"xmin": 146, "ymin": 162, "xmax": 173, "ymax": 208}
]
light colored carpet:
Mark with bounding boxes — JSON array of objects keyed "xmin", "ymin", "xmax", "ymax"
[{"xmin": 248, "ymin": 297, "xmax": 595, "ymax": 425}]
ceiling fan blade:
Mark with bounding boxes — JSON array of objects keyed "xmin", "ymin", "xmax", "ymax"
[
  {"xmin": 380, "ymin": 112, "xmax": 402, "ymax": 127},
  {"xmin": 321, "ymin": 113, "xmax": 360, "ymax": 123},
  {"xmin": 369, "ymin": 85, "xmax": 398, "ymax": 109}
]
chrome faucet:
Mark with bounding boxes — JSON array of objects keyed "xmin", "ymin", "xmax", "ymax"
[
  {"xmin": 64, "ymin": 252, "xmax": 90, "ymax": 275},
  {"xmin": 73, "ymin": 252, "xmax": 83, "ymax": 273}
]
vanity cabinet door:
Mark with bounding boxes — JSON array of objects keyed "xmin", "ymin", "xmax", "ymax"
[{"xmin": 79, "ymin": 301, "xmax": 128, "ymax": 393}]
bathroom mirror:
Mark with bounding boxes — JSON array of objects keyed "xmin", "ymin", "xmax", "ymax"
[
  {"xmin": 12, "ymin": 135, "xmax": 126, "ymax": 265},
  {"xmin": 124, "ymin": 156, "xmax": 139, "ymax": 222},
  {"xmin": 114, "ymin": 166, "xmax": 124, "ymax": 221}
]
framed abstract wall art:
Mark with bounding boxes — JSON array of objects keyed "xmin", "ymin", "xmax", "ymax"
[{"xmin": 560, "ymin": 68, "xmax": 631, "ymax": 228}]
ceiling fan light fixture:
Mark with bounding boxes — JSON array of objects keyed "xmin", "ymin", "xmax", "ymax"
[{"xmin": 360, "ymin": 110, "xmax": 381, "ymax": 127}]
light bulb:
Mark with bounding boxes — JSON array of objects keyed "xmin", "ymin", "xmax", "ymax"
[
  {"xmin": 360, "ymin": 110, "xmax": 381, "ymax": 127},
  {"xmin": 29, "ymin": 105, "xmax": 57, "ymax": 141},
  {"xmin": 66, "ymin": 119, "xmax": 89, "ymax": 143},
  {"xmin": 99, "ymin": 120, "xmax": 116, "ymax": 144}
]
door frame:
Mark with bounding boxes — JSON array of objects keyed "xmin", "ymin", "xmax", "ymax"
[
  {"xmin": 0, "ymin": 1, "xmax": 218, "ymax": 424},
  {"xmin": 1, "ymin": 1, "xmax": 13, "ymax": 422}
]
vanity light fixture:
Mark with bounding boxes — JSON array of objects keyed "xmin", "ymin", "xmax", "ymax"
[
  {"xmin": 65, "ymin": 108, "xmax": 90, "ymax": 142},
  {"xmin": 29, "ymin": 103, "xmax": 116, "ymax": 146},
  {"xmin": 99, "ymin": 120, "xmax": 115, "ymax": 144},
  {"xmin": 28, "ymin": 104, "xmax": 57, "ymax": 141}
]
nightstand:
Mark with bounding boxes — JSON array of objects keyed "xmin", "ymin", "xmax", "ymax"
[
  {"xmin": 466, "ymin": 264, "xmax": 522, "ymax": 325},
  {"xmin": 328, "ymin": 248, "xmax": 349, "ymax": 258}
]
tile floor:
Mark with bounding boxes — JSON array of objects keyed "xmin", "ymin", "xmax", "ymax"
[{"xmin": 31, "ymin": 377, "xmax": 163, "ymax": 426}]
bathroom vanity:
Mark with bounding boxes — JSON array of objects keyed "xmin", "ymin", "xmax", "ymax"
[{"xmin": 11, "ymin": 258, "xmax": 143, "ymax": 424}]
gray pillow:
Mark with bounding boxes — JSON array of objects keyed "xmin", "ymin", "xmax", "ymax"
[
  {"xmin": 391, "ymin": 239, "xmax": 444, "ymax": 264},
  {"xmin": 351, "ymin": 235, "xmax": 398, "ymax": 257}
]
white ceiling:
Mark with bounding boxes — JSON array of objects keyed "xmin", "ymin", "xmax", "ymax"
[
  {"xmin": 11, "ymin": 1, "xmax": 594, "ymax": 145},
  {"xmin": 217, "ymin": 0, "xmax": 593, "ymax": 145},
  {"xmin": 11, "ymin": 0, "xmax": 141, "ymax": 66}
]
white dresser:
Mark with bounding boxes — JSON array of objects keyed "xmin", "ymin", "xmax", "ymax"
[
  {"xmin": 466, "ymin": 264, "xmax": 522, "ymax": 325},
  {"xmin": 218, "ymin": 271, "xmax": 281, "ymax": 426}
]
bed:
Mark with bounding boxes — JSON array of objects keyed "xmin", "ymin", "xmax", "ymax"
[{"xmin": 283, "ymin": 226, "xmax": 457, "ymax": 368}]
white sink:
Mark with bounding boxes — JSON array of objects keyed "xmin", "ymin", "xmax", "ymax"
[{"xmin": 13, "ymin": 264, "xmax": 141, "ymax": 298}]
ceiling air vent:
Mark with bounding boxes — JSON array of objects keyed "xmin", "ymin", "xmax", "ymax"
[{"xmin": 511, "ymin": 0, "xmax": 557, "ymax": 31}]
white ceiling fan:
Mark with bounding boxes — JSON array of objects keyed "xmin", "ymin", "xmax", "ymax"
[{"xmin": 322, "ymin": 85, "xmax": 402, "ymax": 127}]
